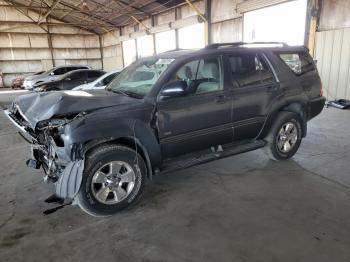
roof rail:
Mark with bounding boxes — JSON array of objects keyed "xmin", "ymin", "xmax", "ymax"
[{"xmin": 205, "ymin": 41, "xmax": 288, "ymax": 49}]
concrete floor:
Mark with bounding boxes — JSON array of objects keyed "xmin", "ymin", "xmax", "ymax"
[{"xmin": 1, "ymin": 91, "xmax": 350, "ymax": 262}]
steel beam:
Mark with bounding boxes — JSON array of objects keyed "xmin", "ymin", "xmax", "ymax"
[{"xmin": 38, "ymin": 0, "xmax": 61, "ymax": 24}]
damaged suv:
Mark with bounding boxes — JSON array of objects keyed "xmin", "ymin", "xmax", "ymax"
[{"xmin": 4, "ymin": 42, "xmax": 325, "ymax": 216}]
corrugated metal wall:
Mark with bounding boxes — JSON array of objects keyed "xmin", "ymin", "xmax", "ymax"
[
  {"xmin": 102, "ymin": 31, "xmax": 123, "ymax": 71},
  {"xmin": 100, "ymin": 1, "xmax": 207, "ymax": 71},
  {"xmin": 314, "ymin": 0, "xmax": 350, "ymax": 101},
  {"xmin": 315, "ymin": 29, "xmax": 350, "ymax": 100},
  {"xmin": 211, "ymin": 0, "xmax": 243, "ymax": 43},
  {"xmin": 0, "ymin": 1, "xmax": 102, "ymax": 87}
]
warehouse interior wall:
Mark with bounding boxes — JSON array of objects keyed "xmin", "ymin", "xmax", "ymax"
[
  {"xmin": 102, "ymin": 0, "xmax": 315, "ymax": 72},
  {"xmin": 315, "ymin": 0, "xmax": 350, "ymax": 100},
  {"xmin": 99, "ymin": 0, "xmax": 245, "ymax": 71},
  {"xmin": 1, "ymin": 0, "xmax": 306, "ymax": 86},
  {"xmin": 0, "ymin": 0, "xmax": 103, "ymax": 87}
]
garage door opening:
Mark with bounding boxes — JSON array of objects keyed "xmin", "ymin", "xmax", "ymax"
[{"xmin": 243, "ymin": 0, "xmax": 308, "ymax": 46}]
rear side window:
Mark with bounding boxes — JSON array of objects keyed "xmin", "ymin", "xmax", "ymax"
[
  {"xmin": 88, "ymin": 71, "xmax": 104, "ymax": 78},
  {"xmin": 278, "ymin": 52, "xmax": 315, "ymax": 75},
  {"xmin": 228, "ymin": 54, "xmax": 274, "ymax": 87},
  {"xmin": 53, "ymin": 67, "xmax": 66, "ymax": 75},
  {"xmin": 66, "ymin": 67, "xmax": 87, "ymax": 73},
  {"xmin": 102, "ymin": 73, "xmax": 118, "ymax": 85},
  {"xmin": 66, "ymin": 67, "xmax": 77, "ymax": 73},
  {"xmin": 69, "ymin": 71, "xmax": 86, "ymax": 80}
]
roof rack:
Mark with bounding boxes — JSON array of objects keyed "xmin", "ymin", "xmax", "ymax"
[{"xmin": 205, "ymin": 41, "xmax": 288, "ymax": 49}]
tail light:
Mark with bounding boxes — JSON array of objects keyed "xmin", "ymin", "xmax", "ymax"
[{"xmin": 320, "ymin": 82, "xmax": 323, "ymax": 97}]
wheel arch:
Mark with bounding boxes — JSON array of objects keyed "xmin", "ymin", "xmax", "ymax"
[
  {"xmin": 258, "ymin": 101, "xmax": 308, "ymax": 139},
  {"xmin": 83, "ymin": 137, "xmax": 155, "ymax": 179}
]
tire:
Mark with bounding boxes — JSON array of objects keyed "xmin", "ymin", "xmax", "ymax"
[
  {"xmin": 264, "ymin": 111, "xmax": 303, "ymax": 161},
  {"xmin": 76, "ymin": 144, "xmax": 146, "ymax": 217}
]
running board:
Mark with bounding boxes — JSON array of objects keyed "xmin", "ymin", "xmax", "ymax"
[{"xmin": 160, "ymin": 140, "xmax": 266, "ymax": 174}]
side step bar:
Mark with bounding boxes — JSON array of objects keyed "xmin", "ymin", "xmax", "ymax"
[{"xmin": 160, "ymin": 140, "xmax": 266, "ymax": 174}]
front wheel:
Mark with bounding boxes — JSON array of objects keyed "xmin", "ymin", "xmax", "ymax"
[
  {"xmin": 264, "ymin": 112, "xmax": 303, "ymax": 160},
  {"xmin": 76, "ymin": 144, "xmax": 146, "ymax": 217}
]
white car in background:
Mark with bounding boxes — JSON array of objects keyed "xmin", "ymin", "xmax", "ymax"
[
  {"xmin": 23, "ymin": 65, "xmax": 91, "ymax": 90},
  {"xmin": 72, "ymin": 70, "xmax": 120, "ymax": 91},
  {"xmin": 118, "ymin": 67, "xmax": 160, "ymax": 89}
]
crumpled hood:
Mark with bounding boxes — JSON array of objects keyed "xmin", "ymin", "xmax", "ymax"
[{"xmin": 13, "ymin": 90, "xmax": 138, "ymax": 129}]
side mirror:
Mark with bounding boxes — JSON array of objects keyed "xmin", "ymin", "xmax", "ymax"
[
  {"xmin": 160, "ymin": 80, "xmax": 187, "ymax": 98},
  {"xmin": 66, "ymin": 77, "xmax": 71, "ymax": 81},
  {"xmin": 49, "ymin": 72, "xmax": 55, "ymax": 76}
]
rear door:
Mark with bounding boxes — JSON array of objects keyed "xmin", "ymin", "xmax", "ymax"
[{"xmin": 225, "ymin": 51, "xmax": 282, "ymax": 140}]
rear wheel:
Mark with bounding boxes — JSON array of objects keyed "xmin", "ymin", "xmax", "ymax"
[
  {"xmin": 264, "ymin": 112, "xmax": 303, "ymax": 160},
  {"xmin": 76, "ymin": 144, "xmax": 146, "ymax": 217}
]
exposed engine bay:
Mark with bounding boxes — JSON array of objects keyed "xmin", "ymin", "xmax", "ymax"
[
  {"xmin": 5, "ymin": 102, "xmax": 85, "ymax": 200},
  {"xmin": 3, "ymin": 89, "xmax": 148, "ymax": 205}
]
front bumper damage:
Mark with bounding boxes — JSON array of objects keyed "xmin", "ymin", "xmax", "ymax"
[{"xmin": 4, "ymin": 107, "xmax": 85, "ymax": 201}]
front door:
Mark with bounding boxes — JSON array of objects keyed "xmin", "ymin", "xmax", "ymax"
[
  {"xmin": 225, "ymin": 51, "xmax": 282, "ymax": 140},
  {"xmin": 156, "ymin": 56, "xmax": 234, "ymax": 158}
]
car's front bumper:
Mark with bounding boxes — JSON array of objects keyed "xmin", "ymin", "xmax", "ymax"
[
  {"xmin": 4, "ymin": 108, "xmax": 84, "ymax": 200},
  {"xmin": 4, "ymin": 109, "xmax": 37, "ymax": 143}
]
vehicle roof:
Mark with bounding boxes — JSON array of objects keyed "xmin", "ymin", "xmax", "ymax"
[
  {"xmin": 150, "ymin": 44, "xmax": 308, "ymax": 60},
  {"xmin": 66, "ymin": 69, "xmax": 105, "ymax": 74},
  {"xmin": 63, "ymin": 69, "xmax": 105, "ymax": 77},
  {"xmin": 53, "ymin": 64, "xmax": 90, "ymax": 69}
]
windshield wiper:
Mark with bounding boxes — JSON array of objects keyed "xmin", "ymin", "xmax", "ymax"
[{"xmin": 108, "ymin": 89, "xmax": 143, "ymax": 99}]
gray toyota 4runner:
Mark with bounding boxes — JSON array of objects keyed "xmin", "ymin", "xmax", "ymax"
[{"xmin": 5, "ymin": 42, "xmax": 325, "ymax": 216}]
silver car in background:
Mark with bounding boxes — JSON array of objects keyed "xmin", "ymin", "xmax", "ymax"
[
  {"xmin": 72, "ymin": 70, "xmax": 120, "ymax": 91},
  {"xmin": 23, "ymin": 65, "xmax": 91, "ymax": 90}
]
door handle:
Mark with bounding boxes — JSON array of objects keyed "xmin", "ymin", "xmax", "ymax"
[{"xmin": 215, "ymin": 94, "xmax": 226, "ymax": 104}]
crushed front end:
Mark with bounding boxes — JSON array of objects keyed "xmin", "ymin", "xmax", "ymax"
[{"xmin": 4, "ymin": 103, "xmax": 85, "ymax": 201}]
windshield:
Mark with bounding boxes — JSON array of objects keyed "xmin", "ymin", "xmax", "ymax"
[
  {"xmin": 42, "ymin": 68, "xmax": 54, "ymax": 75},
  {"xmin": 106, "ymin": 57, "xmax": 174, "ymax": 97}
]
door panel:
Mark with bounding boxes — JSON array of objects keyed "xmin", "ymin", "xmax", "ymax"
[
  {"xmin": 225, "ymin": 52, "xmax": 282, "ymax": 140},
  {"xmin": 156, "ymin": 56, "xmax": 233, "ymax": 158},
  {"xmin": 232, "ymin": 82, "xmax": 280, "ymax": 140},
  {"xmin": 157, "ymin": 91, "xmax": 233, "ymax": 157}
]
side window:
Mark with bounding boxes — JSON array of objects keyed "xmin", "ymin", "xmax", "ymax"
[
  {"xmin": 66, "ymin": 67, "xmax": 77, "ymax": 73},
  {"xmin": 102, "ymin": 73, "xmax": 118, "ymax": 85},
  {"xmin": 228, "ymin": 54, "xmax": 274, "ymax": 87},
  {"xmin": 88, "ymin": 71, "xmax": 104, "ymax": 78},
  {"xmin": 53, "ymin": 67, "xmax": 66, "ymax": 75},
  {"xmin": 173, "ymin": 57, "xmax": 222, "ymax": 95},
  {"xmin": 278, "ymin": 52, "xmax": 316, "ymax": 75},
  {"xmin": 69, "ymin": 71, "xmax": 85, "ymax": 80}
]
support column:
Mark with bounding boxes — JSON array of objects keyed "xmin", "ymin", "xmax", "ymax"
[
  {"xmin": 205, "ymin": 0, "xmax": 212, "ymax": 45},
  {"xmin": 99, "ymin": 34, "xmax": 104, "ymax": 70},
  {"xmin": 46, "ymin": 17, "xmax": 55, "ymax": 67}
]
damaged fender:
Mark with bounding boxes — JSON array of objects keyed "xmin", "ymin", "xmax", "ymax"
[{"xmin": 64, "ymin": 107, "xmax": 162, "ymax": 168}]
